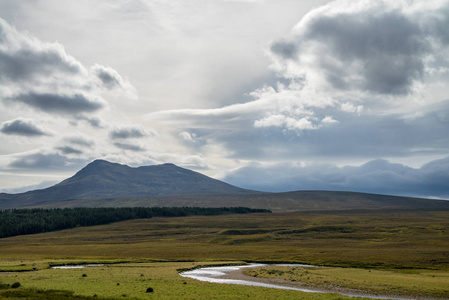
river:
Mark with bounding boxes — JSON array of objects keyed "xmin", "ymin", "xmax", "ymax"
[{"xmin": 179, "ymin": 264, "xmax": 416, "ymax": 300}]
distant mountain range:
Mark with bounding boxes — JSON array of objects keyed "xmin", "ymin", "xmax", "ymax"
[
  {"xmin": 1, "ymin": 159, "xmax": 448, "ymax": 211},
  {"xmin": 0, "ymin": 159, "xmax": 253, "ymax": 209}
]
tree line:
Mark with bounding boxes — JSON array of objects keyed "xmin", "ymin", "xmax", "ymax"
[{"xmin": 0, "ymin": 207, "xmax": 270, "ymax": 238}]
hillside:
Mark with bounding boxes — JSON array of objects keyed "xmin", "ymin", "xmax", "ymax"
[
  {"xmin": 7, "ymin": 190, "xmax": 449, "ymax": 212},
  {"xmin": 0, "ymin": 159, "xmax": 254, "ymax": 209},
  {"xmin": 1, "ymin": 160, "xmax": 448, "ymax": 211}
]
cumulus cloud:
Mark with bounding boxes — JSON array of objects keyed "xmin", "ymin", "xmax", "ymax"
[
  {"xmin": 109, "ymin": 125, "xmax": 156, "ymax": 139},
  {"xmin": 248, "ymin": 0, "xmax": 449, "ymax": 131},
  {"xmin": 0, "ymin": 18, "xmax": 134, "ymax": 117},
  {"xmin": 221, "ymin": 156, "xmax": 449, "ymax": 199},
  {"xmin": 0, "ymin": 117, "xmax": 51, "ymax": 136},
  {"xmin": 179, "ymin": 131, "xmax": 197, "ymax": 143},
  {"xmin": 90, "ymin": 64, "xmax": 132, "ymax": 91},
  {"xmin": 0, "ymin": 19, "xmax": 82, "ymax": 85},
  {"xmin": 270, "ymin": 0, "xmax": 449, "ymax": 94}
]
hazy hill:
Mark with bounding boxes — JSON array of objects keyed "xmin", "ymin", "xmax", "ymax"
[
  {"xmin": 22, "ymin": 190, "xmax": 449, "ymax": 212},
  {"xmin": 0, "ymin": 159, "xmax": 253, "ymax": 209},
  {"xmin": 1, "ymin": 160, "xmax": 448, "ymax": 211}
]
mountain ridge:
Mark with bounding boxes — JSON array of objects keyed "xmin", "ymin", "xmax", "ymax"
[
  {"xmin": 1, "ymin": 159, "xmax": 448, "ymax": 211},
  {"xmin": 0, "ymin": 159, "xmax": 255, "ymax": 209}
]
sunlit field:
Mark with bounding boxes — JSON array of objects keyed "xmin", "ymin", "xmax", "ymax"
[{"xmin": 1, "ymin": 210, "xmax": 448, "ymax": 299}]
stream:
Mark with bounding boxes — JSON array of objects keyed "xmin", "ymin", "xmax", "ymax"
[
  {"xmin": 46, "ymin": 263, "xmax": 417, "ymax": 299},
  {"xmin": 179, "ymin": 264, "xmax": 415, "ymax": 300}
]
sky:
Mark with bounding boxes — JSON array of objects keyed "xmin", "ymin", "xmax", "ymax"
[{"xmin": 0, "ymin": 0, "xmax": 448, "ymax": 199}]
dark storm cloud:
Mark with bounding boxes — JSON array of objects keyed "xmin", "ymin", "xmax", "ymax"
[
  {"xmin": 11, "ymin": 92, "xmax": 104, "ymax": 115},
  {"xmin": 113, "ymin": 142, "xmax": 145, "ymax": 152},
  {"xmin": 0, "ymin": 118, "xmax": 50, "ymax": 137},
  {"xmin": 222, "ymin": 156, "xmax": 449, "ymax": 199},
  {"xmin": 109, "ymin": 125, "xmax": 152, "ymax": 139},
  {"xmin": 270, "ymin": 1, "xmax": 449, "ymax": 96}
]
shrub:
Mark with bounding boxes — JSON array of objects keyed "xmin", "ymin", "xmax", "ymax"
[
  {"xmin": 11, "ymin": 282, "xmax": 21, "ymax": 289},
  {"xmin": 146, "ymin": 287, "xmax": 154, "ymax": 293}
]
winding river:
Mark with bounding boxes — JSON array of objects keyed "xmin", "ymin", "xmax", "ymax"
[
  {"xmin": 47, "ymin": 263, "xmax": 418, "ymax": 299},
  {"xmin": 179, "ymin": 264, "xmax": 415, "ymax": 300}
]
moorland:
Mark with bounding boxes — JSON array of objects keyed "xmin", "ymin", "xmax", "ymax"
[
  {"xmin": 1, "ymin": 160, "xmax": 448, "ymax": 299},
  {"xmin": 1, "ymin": 209, "xmax": 448, "ymax": 299}
]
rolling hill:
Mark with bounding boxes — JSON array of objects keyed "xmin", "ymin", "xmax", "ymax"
[
  {"xmin": 0, "ymin": 159, "xmax": 254, "ymax": 209},
  {"xmin": 0, "ymin": 159, "xmax": 448, "ymax": 211}
]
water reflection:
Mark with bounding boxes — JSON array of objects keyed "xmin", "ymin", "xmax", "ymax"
[{"xmin": 50, "ymin": 264, "xmax": 103, "ymax": 269}]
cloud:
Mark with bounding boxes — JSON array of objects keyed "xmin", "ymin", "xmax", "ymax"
[
  {"xmin": 90, "ymin": 64, "xmax": 128, "ymax": 90},
  {"xmin": 179, "ymin": 132, "xmax": 197, "ymax": 143},
  {"xmin": 56, "ymin": 146, "xmax": 83, "ymax": 155},
  {"xmin": 0, "ymin": 19, "xmax": 82, "ymax": 85},
  {"xmin": 109, "ymin": 125, "xmax": 156, "ymax": 139},
  {"xmin": 0, "ymin": 17, "xmax": 135, "ymax": 117},
  {"xmin": 64, "ymin": 135, "xmax": 95, "ymax": 148},
  {"xmin": 9, "ymin": 152, "xmax": 86, "ymax": 170},
  {"xmin": 246, "ymin": 0, "xmax": 449, "ymax": 132},
  {"xmin": 0, "ymin": 180, "xmax": 59, "ymax": 194},
  {"xmin": 113, "ymin": 142, "xmax": 145, "ymax": 152},
  {"xmin": 270, "ymin": 0, "xmax": 449, "ymax": 95},
  {"xmin": 0, "ymin": 117, "xmax": 51, "ymax": 136},
  {"xmin": 221, "ymin": 156, "xmax": 449, "ymax": 199},
  {"xmin": 10, "ymin": 92, "xmax": 105, "ymax": 115},
  {"xmin": 150, "ymin": 98, "xmax": 449, "ymax": 163}
]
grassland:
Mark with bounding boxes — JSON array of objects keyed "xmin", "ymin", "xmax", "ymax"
[
  {"xmin": 0, "ymin": 262, "xmax": 369, "ymax": 300},
  {"xmin": 0, "ymin": 209, "xmax": 448, "ymax": 299},
  {"xmin": 243, "ymin": 265, "xmax": 449, "ymax": 299}
]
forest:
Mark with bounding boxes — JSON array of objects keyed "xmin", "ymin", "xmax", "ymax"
[{"xmin": 0, "ymin": 206, "xmax": 270, "ymax": 238}]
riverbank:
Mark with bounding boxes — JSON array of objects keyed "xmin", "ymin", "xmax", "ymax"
[{"xmin": 221, "ymin": 265, "xmax": 446, "ymax": 300}]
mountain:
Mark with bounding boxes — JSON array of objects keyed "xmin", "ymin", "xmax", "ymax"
[
  {"xmin": 1, "ymin": 160, "xmax": 448, "ymax": 211},
  {"xmin": 0, "ymin": 159, "xmax": 254, "ymax": 209}
]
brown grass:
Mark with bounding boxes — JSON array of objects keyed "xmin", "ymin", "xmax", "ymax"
[{"xmin": 0, "ymin": 210, "xmax": 448, "ymax": 270}]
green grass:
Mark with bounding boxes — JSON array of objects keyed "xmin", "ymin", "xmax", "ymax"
[
  {"xmin": 0, "ymin": 262, "xmax": 365, "ymax": 299},
  {"xmin": 244, "ymin": 266, "xmax": 449, "ymax": 299},
  {"xmin": 0, "ymin": 210, "xmax": 448, "ymax": 299}
]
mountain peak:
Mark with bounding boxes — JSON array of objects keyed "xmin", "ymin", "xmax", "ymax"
[{"xmin": 5, "ymin": 160, "xmax": 253, "ymax": 206}]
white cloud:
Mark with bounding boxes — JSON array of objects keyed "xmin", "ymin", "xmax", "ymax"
[
  {"xmin": 321, "ymin": 116, "xmax": 338, "ymax": 125},
  {"xmin": 0, "ymin": 18, "xmax": 135, "ymax": 118},
  {"xmin": 0, "ymin": 0, "xmax": 448, "ymax": 199},
  {"xmin": 255, "ymin": 0, "xmax": 449, "ymax": 131},
  {"xmin": 179, "ymin": 131, "xmax": 196, "ymax": 143}
]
